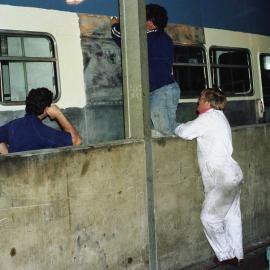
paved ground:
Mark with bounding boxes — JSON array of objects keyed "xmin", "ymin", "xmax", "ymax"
[
  {"xmin": 180, "ymin": 243, "xmax": 269, "ymax": 270},
  {"xmin": 211, "ymin": 248, "xmax": 268, "ymax": 270}
]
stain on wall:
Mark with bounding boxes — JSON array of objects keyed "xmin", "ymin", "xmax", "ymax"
[
  {"xmin": 78, "ymin": 14, "xmax": 125, "ymax": 144},
  {"xmin": 166, "ymin": 23, "xmax": 205, "ymax": 44},
  {"xmin": 79, "ymin": 14, "xmax": 123, "ymax": 104}
]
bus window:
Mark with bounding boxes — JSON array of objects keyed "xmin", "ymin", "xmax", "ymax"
[
  {"xmin": 210, "ymin": 47, "xmax": 253, "ymax": 96},
  {"xmin": 0, "ymin": 33, "xmax": 59, "ymax": 104},
  {"xmin": 173, "ymin": 45, "xmax": 208, "ymax": 98},
  {"xmin": 260, "ymin": 54, "xmax": 270, "ymax": 121}
]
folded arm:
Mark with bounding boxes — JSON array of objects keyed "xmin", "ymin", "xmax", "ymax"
[{"xmin": 46, "ymin": 105, "xmax": 82, "ymax": 146}]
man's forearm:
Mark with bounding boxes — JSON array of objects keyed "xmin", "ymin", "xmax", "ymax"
[
  {"xmin": 55, "ymin": 113, "xmax": 81, "ymax": 145},
  {"xmin": 46, "ymin": 105, "xmax": 82, "ymax": 146}
]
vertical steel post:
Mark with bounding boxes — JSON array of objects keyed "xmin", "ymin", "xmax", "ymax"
[
  {"xmin": 118, "ymin": 0, "xmax": 157, "ymax": 269},
  {"xmin": 118, "ymin": 0, "xmax": 151, "ymax": 139}
]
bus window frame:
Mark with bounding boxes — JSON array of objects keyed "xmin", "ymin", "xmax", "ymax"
[
  {"xmin": 173, "ymin": 44, "xmax": 208, "ymax": 99},
  {"xmin": 209, "ymin": 46, "xmax": 253, "ymax": 96},
  {"xmin": 0, "ymin": 30, "xmax": 60, "ymax": 105},
  {"xmin": 259, "ymin": 53, "xmax": 270, "ymax": 107}
]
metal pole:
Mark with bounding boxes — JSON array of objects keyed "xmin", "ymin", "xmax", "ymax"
[
  {"xmin": 118, "ymin": 0, "xmax": 157, "ymax": 269},
  {"xmin": 118, "ymin": 0, "xmax": 151, "ymax": 139}
]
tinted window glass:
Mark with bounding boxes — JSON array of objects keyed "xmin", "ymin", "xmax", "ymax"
[
  {"xmin": 24, "ymin": 37, "xmax": 52, "ymax": 58},
  {"xmin": 260, "ymin": 54, "xmax": 270, "ymax": 107},
  {"xmin": 210, "ymin": 47, "xmax": 252, "ymax": 96},
  {"xmin": 173, "ymin": 45, "xmax": 207, "ymax": 98},
  {"xmin": 0, "ymin": 32, "xmax": 58, "ymax": 104}
]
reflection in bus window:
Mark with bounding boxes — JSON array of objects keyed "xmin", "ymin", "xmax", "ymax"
[
  {"xmin": 210, "ymin": 47, "xmax": 253, "ymax": 96},
  {"xmin": 260, "ymin": 54, "xmax": 270, "ymax": 106},
  {"xmin": 0, "ymin": 33, "xmax": 58, "ymax": 104},
  {"xmin": 260, "ymin": 54, "xmax": 270, "ymax": 121},
  {"xmin": 173, "ymin": 45, "xmax": 208, "ymax": 98}
]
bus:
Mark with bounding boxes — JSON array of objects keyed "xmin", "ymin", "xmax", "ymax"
[{"xmin": 0, "ymin": 1, "xmax": 269, "ymax": 142}]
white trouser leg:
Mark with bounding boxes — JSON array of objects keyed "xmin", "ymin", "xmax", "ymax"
[
  {"xmin": 200, "ymin": 183, "xmax": 242, "ymax": 261},
  {"xmin": 224, "ymin": 188, "xmax": 243, "ymax": 259}
]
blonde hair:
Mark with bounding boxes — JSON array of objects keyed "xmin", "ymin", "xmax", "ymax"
[{"xmin": 200, "ymin": 88, "xmax": 227, "ymax": 110}]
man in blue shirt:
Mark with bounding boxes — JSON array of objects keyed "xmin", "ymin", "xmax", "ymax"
[
  {"xmin": 111, "ymin": 3, "xmax": 181, "ymax": 136},
  {"xmin": 0, "ymin": 87, "xmax": 81, "ymax": 154}
]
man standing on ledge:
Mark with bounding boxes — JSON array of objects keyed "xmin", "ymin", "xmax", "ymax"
[
  {"xmin": 0, "ymin": 87, "xmax": 81, "ymax": 154},
  {"xmin": 111, "ymin": 3, "xmax": 181, "ymax": 136}
]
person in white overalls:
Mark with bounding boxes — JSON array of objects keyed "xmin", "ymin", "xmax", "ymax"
[{"xmin": 175, "ymin": 89, "xmax": 243, "ymax": 265}]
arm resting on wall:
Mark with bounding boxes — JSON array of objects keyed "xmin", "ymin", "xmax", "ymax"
[{"xmin": 46, "ymin": 105, "xmax": 82, "ymax": 146}]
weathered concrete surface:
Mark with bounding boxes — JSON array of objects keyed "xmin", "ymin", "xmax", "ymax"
[
  {"xmin": 153, "ymin": 124, "xmax": 270, "ymax": 270},
  {"xmin": 152, "ymin": 137, "xmax": 210, "ymax": 270},
  {"xmin": 0, "ymin": 125, "xmax": 270, "ymax": 270},
  {"xmin": 0, "ymin": 142, "xmax": 148, "ymax": 270}
]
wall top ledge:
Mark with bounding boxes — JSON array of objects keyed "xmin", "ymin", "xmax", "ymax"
[
  {"xmin": 232, "ymin": 123, "xmax": 270, "ymax": 131},
  {"xmin": 0, "ymin": 138, "xmax": 144, "ymax": 160}
]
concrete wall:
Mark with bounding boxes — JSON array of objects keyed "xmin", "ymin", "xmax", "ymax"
[
  {"xmin": 0, "ymin": 125, "xmax": 270, "ymax": 269},
  {"xmin": 153, "ymin": 124, "xmax": 270, "ymax": 269},
  {"xmin": 0, "ymin": 141, "xmax": 148, "ymax": 270}
]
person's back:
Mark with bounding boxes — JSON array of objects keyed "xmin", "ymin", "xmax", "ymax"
[
  {"xmin": 0, "ymin": 87, "xmax": 81, "ymax": 154},
  {"xmin": 195, "ymin": 109, "xmax": 233, "ymax": 166},
  {"xmin": 147, "ymin": 29, "xmax": 174, "ymax": 91},
  {"xmin": 2, "ymin": 114, "xmax": 72, "ymax": 153}
]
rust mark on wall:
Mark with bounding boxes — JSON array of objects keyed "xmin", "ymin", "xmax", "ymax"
[
  {"xmin": 80, "ymin": 160, "xmax": 90, "ymax": 177},
  {"xmin": 166, "ymin": 23, "xmax": 205, "ymax": 44},
  {"xmin": 78, "ymin": 14, "xmax": 111, "ymax": 39}
]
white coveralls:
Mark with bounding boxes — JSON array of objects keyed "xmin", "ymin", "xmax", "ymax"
[{"xmin": 175, "ymin": 109, "xmax": 243, "ymax": 261}]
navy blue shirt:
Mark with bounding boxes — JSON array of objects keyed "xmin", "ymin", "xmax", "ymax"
[
  {"xmin": 0, "ymin": 113, "xmax": 72, "ymax": 153},
  {"xmin": 111, "ymin": 23, "xmax": 175, "ymax": 92}
]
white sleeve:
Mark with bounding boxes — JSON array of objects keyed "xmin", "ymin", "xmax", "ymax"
[{"xmin": 174, "ymin": 116, "xmax": 207, "ymax": 140}]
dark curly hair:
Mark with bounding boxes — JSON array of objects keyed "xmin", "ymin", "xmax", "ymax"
[
  {"xmin": 146, "ymin": 4, "xmax": 168, "ymax": 29},
  {"xmin": 25, "ymin": 88, "xmax": 53, "ymax": 116}
]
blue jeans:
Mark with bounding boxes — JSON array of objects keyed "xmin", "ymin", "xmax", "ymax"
[{"xmin": 150, "ymin": 82, "xmax": 180, "ymax": 135}]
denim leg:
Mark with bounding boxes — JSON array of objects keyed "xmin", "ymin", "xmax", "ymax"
[
  {"xmin": 150, "ymin": 82, "xmax": 180, "ymax": 135},
  {"xmin": 150, "ymin": 87, "xmax": 169, "ymax": 134},
  {"xmin": 166, "ymin": 82, "xmax": 181, "ymax": 133}
]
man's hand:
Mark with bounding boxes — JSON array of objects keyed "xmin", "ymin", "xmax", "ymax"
[
  {"xmin": 111, "ymin": 16, "xmax": 119, "ymax": 25},
  {"xmin": 0, "ymin": 143, "xmax": 8, "ymax": 155},
  {"xmin": 46, "ymin": 105, "xmax": 63, "ymax": 120}
]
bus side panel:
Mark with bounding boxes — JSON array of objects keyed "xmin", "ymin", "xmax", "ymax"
[{"xmin": 176, "ymin": 100, "xmax": 257, "ymax": 127}]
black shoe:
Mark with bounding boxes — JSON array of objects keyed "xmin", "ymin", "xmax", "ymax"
[{"xmin": 220, "ymin": 257, "xmax": 239, "ymax": 266}]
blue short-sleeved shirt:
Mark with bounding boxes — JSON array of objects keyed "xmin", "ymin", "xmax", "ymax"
[{"xmin": 0, "ymin": 113, "xmax": 72, "ymax": 153}]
